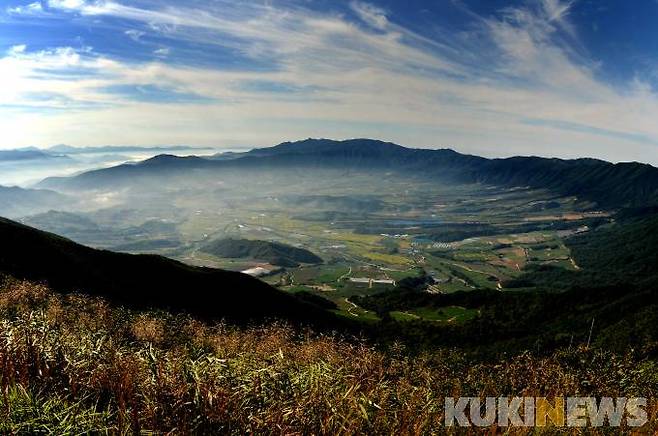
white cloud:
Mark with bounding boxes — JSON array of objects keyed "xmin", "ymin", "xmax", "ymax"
[
  {"xmin": 0, "ymin": 45, "xmax": 106, "ymax": 109},
  {"xmin": 3, "ymin": 0, "xmax": 658, "ymax": 165},
  {"xmin": 124, "ymin": 29, "xmax": 145, "ymax": 42},
  {"xmin": 542, "ymin": 0, "xmax": 574, "ymax": 22},
  {"xmin": 350, "ymin": 1, "xmax": 389, "ymax": 30},
  {"xmin": 7, "ymin": 2, "xmax": 44, "ymax": 15},
  {"xmin": 8, "ymin": 44, "xmax": 27, "ymax": 55},
  {"xmin": 47, "ymin": 0, "xmax": 86, "ymax": 10},
  {"xmin": 153, "ymin": 47, "xmax": 170, "ymax": 57}
]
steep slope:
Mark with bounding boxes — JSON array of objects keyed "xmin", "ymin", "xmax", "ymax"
[
  {"xmin": 476, "ymin": 157, "xmax": 658, "ymax": 208},
  {"xmin": 38, "ymin": 138, "xmax": 658, "ymax": 208},
  {"xmin": 566, "ymin": 213, "xmax": 658, "ymax": 287},
  {"xmin": 0, "ymin": 218, "xmax": 334, "ymax": 324},
  {"xmin": 202, "ymin": 238, "xmax": 323, "ymax": 267},
  {"xmin": 501, "ymin": 210, "xmax": 658, "ymax": 291}
]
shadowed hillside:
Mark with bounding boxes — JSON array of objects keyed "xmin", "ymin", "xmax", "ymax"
[
  {"xmin": 0, "ymin": 217, "xmax": 335, "ymax": 325},
  {"xmin": 202, "ymin": 238, "xmax": 322, "ymax": 267}
]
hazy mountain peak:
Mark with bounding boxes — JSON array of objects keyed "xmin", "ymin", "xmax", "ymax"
[
  {"xmin": 269, "ymin": 138, "xmax": 406, "ymax": 154},
  {"xmin": 139, "ymin": 154, "xmax": 206, "ymax": 166},
  {"xmin": 34, "ymin": 138, "xmax": 658, "ymax": 208},
  {"xmin": 48, "ymin": 144, "xmax": 77, "ymax": 152}
]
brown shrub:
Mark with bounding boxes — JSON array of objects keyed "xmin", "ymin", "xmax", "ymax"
[
  {"xmin": 0, "ymin": 279, "xmax": 657, "ymax": 435},
  {"xmin": 0, "ymin": 278, "xmax": 49, "ymax": 311},
  {"xmin": 131, "ymin": 314, "xmax": 166, "ymax": 345}
]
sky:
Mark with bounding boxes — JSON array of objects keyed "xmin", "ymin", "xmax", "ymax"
[{"xmin": 2, "ymin": 0, "xmax": 658, "ymax": 164}]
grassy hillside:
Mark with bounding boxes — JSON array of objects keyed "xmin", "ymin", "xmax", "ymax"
[
  {"xmin": 0, "ymin": 218, "xmax": 334, "ymax": 325},
  {"xmin": 201, "ymin": 238, "xmax": 322, "ymax": 267},
  {"xmin": 1, "ymin": 278, "xmax": 656, "ymax": 434},
  {"xmin": 1, "ymin": 202, "xmax": 658, "ymax": 432}
]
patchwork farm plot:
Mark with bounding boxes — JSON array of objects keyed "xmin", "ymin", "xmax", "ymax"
[{"xmin": 168, "ymin": 171, "xmax": 605, "ymax": 322}]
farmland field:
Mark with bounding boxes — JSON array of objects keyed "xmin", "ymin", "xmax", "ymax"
[
  {"xmin": 20, "ymin": 169, "xmax": 607, "ymax": 322},
  {"xmin": 125, "ymin": 172, "xmax": 603, "ymax": 321}
]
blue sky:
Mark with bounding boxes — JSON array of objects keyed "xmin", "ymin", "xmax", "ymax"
[{"xmin": 2, "ymin": 0, "xmax": 658, "ymax": 164}]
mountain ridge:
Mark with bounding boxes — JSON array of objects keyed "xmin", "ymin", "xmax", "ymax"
[
  {"xmin": 0, "ymin": 217, "xmax": 338, "ymax": 325},
  {"xmin": 0, "ymin": 149, "xmax": 70, "ymax": 162},
  {"xmin": 38, "ymin": 138, "xmax": 658, "ymax": 208}
]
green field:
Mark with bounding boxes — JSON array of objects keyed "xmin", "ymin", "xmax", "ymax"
[
  {"xmin": 164, "ymin": 176, "xmax": 600, "ymax": 322},
  {"xmin": 28, "ymin": 170, "xmax": 601, "ymax": 324}
]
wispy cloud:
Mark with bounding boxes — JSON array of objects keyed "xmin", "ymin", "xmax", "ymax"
[
  {"xmin": 6, "ymin": 1, "xmax": 43, "ymax": 15},
  {"xmin": 124, "ymin": 29, "xmax": 145, "ymax": 42},
  {"xmin": 99, "ymin": 84, "xmax": 214, "ymax": 104},
  {"xmin": 350, "ymin": 1, "xmax": 389, "ymax": 30},
  {"xmin": 522, "ymin": 118, "xmax": 655, "ymax": 144},
  {"xmin": 153, "ymin": 47, "xmax": 169, "ymax": 58},
  {"xmin": 1, "ymin": 0, "xmax": 658, "ymax": 164},
  {"xmin": 47, "ymin": 0, "xmax": 86, "ymax": 10},
  {"xmin": 8, "ymin": 44, "xmax": 28, "ymax": 55}
]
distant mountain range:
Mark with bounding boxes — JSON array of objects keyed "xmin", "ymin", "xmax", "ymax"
[
  {"xmin": 39, "ymin": 139, "xmax": 658, "ymax": 208},
  {"xmin": 0, "ymin": 145, "xmax": 212, "ymax": 161},
  {"xmin": 46, "ymin": 144, "xmax": 212, "ymax": 155},
  {"xmin": 0, "ymin": 149, "xmax": 70, "ymax": 162},
  {"xmin": 0, "ymin": 144, "xmax": 220, "ymax": 187},
  {"xmin": 0, "ymin": 217, "xmax": 336, "ymax": 324}
]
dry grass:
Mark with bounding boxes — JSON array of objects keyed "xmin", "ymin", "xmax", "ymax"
[{"xmin": 0, "ymin": 277, "xmax": 656, "ymax": 434}]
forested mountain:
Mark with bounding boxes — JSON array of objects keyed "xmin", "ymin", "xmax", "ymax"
[{"xmin": 39, "ymin": 139, "xmax": 658, "ymax": 208}]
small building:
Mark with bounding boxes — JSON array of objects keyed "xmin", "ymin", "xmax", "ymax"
[{"xmin": 348, "ymin": 277, "xmax": 397, "ymax": 288}]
